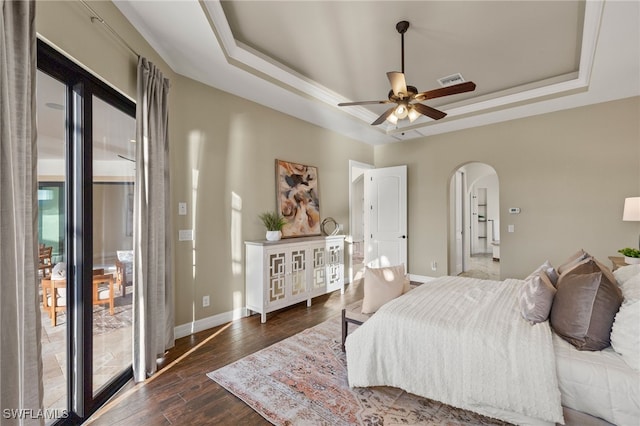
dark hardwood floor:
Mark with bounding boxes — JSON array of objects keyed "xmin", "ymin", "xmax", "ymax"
[{"xmin": 86, "ymin": 279, "xmax": 364, "ymax": 425}]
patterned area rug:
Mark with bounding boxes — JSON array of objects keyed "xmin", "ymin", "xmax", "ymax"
[
  {"xmin": 208, "ymin": 315, "xmax": 510, "ymax": 425},
  {"xmin": 50, "ymin": 291, "xmax": 133, "ymax": 336}
]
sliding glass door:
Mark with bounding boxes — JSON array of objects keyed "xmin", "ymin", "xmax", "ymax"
[
  {"xmin": 37, "ymin": 40, "xmax": 135, "ymax": 423},
  {"xmin": 91, "ymin": 96, "xmax": 136, "ymax": 395},
  {"xmin": 37, "ymin": 68, "xmax": 69, "ymax": 414}
]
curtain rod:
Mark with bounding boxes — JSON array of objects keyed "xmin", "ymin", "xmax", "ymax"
[{"xmin": 80, "ymin": 0, "xmax": 140, "ymax": 58}]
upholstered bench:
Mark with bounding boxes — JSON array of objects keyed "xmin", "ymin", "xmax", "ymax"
[{"xmin": 341, "ymin": 300, "xmax": 373, "ymax": 351}]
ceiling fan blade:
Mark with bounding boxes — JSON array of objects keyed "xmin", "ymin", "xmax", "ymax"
[
  {"xmin": 371, "ymin": 107, "xmax": 396, "ymax": 125},
  {"xmin": 415, "ymin": 81, "xmax": 476, "ymax": 101},
  {"xmin": 387, "ymin": 72, "xmax": 408, "ymax": 98},
  {"xmin": 412, "ymin": 103, "xmax": 447, "ymax": 120},
  {"xmin": 338, "ymin": 100, "xmax": 391, "ymax": 107}
]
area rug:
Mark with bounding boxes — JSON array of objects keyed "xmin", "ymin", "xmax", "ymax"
[
  {"xmin": 46, "ymin": 288, "xmax": 133, "ymax": 336},
  {"xmin": 207, "ymin": 315, "xmax": 510, "ymax": 425}
]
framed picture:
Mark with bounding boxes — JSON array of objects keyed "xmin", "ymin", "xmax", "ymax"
[{"xmin": 276, "ymin": 159, "xmax": 320, "ymax": 238}]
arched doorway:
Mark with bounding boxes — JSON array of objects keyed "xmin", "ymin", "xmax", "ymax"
[{"xmin": 448, "ymin": 162, "xmax": 500, "ymax": 280}]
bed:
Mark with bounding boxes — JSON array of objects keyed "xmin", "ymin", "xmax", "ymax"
[{"xmin": 345, "ymin": 267, "xmax": 640, "ymax": 426}]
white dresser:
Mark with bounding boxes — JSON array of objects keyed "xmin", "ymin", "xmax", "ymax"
[{"xmin": 245, "ymin": 235, "xmax": 344, "ymax": 323}]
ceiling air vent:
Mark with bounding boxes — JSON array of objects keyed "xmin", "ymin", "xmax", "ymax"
[{"xmin": 437, "ymin": 73, "xmax": 465, "ymax": 87}]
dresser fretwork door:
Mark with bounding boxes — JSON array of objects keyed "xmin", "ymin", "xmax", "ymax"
[
  {"xmin": 290, "ymin": 248, "xmax": 307, "ymax": 298},
  {"xmin": 311, "ymin": 245, "xmax": 327, "ymax": 295},
  {"xmin": 326, "ymin": 240, "xmax": 343, "ymax": 293},
  {"xmin": 267, "ymin": 251, "xmax": 287, "ymax": 304}
]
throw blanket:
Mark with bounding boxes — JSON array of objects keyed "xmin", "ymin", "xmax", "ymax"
[{"xmin": 346, "ymin": 276, "xmax": 564, "ymax": 425}]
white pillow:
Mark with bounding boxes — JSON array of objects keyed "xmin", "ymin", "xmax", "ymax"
[
  {"xmin": 613, "ymin": 264, "xmax": 640, "ymax": 286},
  {"xmin": 117, "ymin": 250, "xmax": 134, "ymax": 262},
  {"xmin": 519, "ymin": 271, "xmax": 556, "ymax": 324},
  {"xmin": 620, "ymin": 274, "xmax": 640, "ymax": 303},
  {"xmin": 361, "ymin": 264, "xmax": 406, "ymax": 314},
  {"xmin": 610, "ymin": 299, "xmax": 640, "ymax": 371},
  {"xmin": 526, "ymin": 260, "xmax": 558, "ymax": 286},
  {"xmin": 51, "ymin": 262, "xmax": 66, "ymax": 280}
]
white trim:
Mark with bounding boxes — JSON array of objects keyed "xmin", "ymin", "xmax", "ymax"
[
  {"xmin": 409, "ymin": 274, "xmax": 436, "ymax": 284},
  {"xmin": 174, "ymin": 307, "xmax": 247, "ymax": 339},
  {"xmin": 202, "ymin": 0, "xmax": 604, "ymax": 136},
  {"xmin": 348, "ymin": 160, "xmax": 374, "ymax": 285}
]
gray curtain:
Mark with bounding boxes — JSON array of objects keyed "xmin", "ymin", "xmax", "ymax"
[
  {"xmin": 0, "ymin": 1, "xmax": 43, "ymax": 424},
  {"xmin": 133, "ymin": 57, "xmax": 174, "ymax": 382}
]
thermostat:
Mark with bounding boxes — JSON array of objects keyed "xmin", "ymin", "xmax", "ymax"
[{"xmin": 509, "ymin": 207, "xmax": 521, "ymax": 214}]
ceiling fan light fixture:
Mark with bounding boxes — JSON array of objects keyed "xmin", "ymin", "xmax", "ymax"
[
  {"xmin": 408, "ymin": 106, "xmax": 420, "ymax": 123},
  {"xmin": 394, "ymin": 103, "xmax": 408, "ymax": 119},
  {"xmin": 337, "ymin": 20, "xmax": 476, "ymax": 126}
]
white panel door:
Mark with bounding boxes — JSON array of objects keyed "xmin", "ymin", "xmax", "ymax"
[{"xmin": 364, "ymin": 165, "xmax": 407, "ymax": 268}]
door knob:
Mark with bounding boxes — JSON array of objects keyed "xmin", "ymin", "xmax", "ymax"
[{"xmin": 399, "ymin": 235, "xmax": 406, "ymax": 239}]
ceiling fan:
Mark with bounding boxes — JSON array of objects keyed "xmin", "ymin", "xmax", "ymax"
[{"xmin": 338, "ymin": 20, "xmax": 476, "ymax": 126}]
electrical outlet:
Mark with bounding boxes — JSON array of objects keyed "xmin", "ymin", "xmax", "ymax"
[{"xmin": 202, "ymin": 295, "xmax": 210, "ymax": 307}]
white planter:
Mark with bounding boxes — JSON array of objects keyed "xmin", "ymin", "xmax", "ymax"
[
  {"xmin": 266, "ymin": 230, "xmax": 282, "ymax": 241},
  {"xmin": 624, "ymin": 256, "xmax": 640, "ymax": 265}
]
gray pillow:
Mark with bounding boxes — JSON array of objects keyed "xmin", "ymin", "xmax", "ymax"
[
  {"xmin": 551, "ymin": 261, "xmax": 623, "ymax": 351},
  {"xmin": 556, "ymin": 249, "xmax": 590, "ymax": 275},
  {"xmin": 519, "ymin": 271, "xmax": 556, "ymax": 324}
]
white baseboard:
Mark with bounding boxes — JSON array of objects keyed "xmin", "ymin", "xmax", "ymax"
[
  {"xmin": 174, "ymin": 307, "xmax": 247, "ymax": 339},
  {"xmin": 408, "ymin": 274, "xmax": 436, "ymax": 283},
  {"xmin": 173, "ymin": 275, "xmax": 428, "ymax": 339}
]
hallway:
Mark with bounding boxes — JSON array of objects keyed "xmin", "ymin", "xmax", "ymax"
[{"xmin": 458, "ymin": 253, "xmax": 500, "ymax": 280}]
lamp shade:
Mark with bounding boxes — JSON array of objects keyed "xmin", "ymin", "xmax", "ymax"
[{"xmin": 623, "ymin": 197, "xmax": 640, "ymax": 221}]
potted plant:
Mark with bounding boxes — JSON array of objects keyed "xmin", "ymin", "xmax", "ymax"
[
  {"xmin": 259, "ymin": 211, "xmax": 286, "ymax": 241},
  {"xmin": 618, "ymin": 247, "xmax": 640, "ymax": 264}
]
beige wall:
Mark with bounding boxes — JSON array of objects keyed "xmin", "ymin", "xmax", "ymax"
[
  {"xmin": 375, "ymin": 96, "xmax": 640, "ymax": 279},
  {"xmin": 36, "ymin": 1, "xmax": 640, "ymax": 329},
  {"xmin": 36, "ymin": 1, "xmax": 173, "ymax": 99},
  {"xmin": 170, "ymin": 76, "xmax": 373, "ymax": 325},
  {"xmin": 36, "ymin": 1, "xmax": 373, "ymax": 328}
]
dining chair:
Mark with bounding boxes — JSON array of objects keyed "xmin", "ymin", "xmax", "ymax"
[
  {"xmin": 38, "ymin": 245, "xmax": 53, "ymax": 277},
  {"xmin": 92, "ymin": 273, "xmax": 115, "ymax": 315},
  {"xmin": 41, "ymin": 269, "xmax": 116, "ymax": 326},
  {"xmin": 41, "ymin": 277, "xmax": 67, "ymax": 327}
]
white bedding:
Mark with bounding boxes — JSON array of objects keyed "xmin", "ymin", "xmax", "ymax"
[
  {"xmin": 345, "ymin": 276, "xmax": 564, "ymax": 425},
  {"xmin": 554, "ymin": 333, "xmax": 640, "ymax": 425}
]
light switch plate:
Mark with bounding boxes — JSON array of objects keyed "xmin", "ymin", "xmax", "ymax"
[
  {"xmin": 507, "ymin": 225, "xmax": 515, "ymax": 233},
  {"xmin": 178, "ymin": 202, "xmax": 187, "ymax": 216},
  {"xmin": 179, "ymin": 229, "xmax": 193, "ymax": 241}
]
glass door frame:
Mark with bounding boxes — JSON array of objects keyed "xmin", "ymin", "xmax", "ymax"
[{"xmin": 38, "ymin": 39, "xmax": 135, "ymax": 424}]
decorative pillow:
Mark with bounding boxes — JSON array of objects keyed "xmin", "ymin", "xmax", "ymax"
[
  {"xmin": 527, "ymin": 260, "xmax": 559, "ymax": 286},
  {"xmin": 117, "ymin": 250, "xmax": 134, "ymax": 262},
  {"xmin": 519, "ymin": 271, "xmax": 557, "ymax": 324},
  {"xmin": 51, "ymin": 262, "xmax": 66, "ymax": 280},
  {"xmin": 556, "ymin": 249, "xmax": 590, "ymax": 275},
  {"xmin": 551, "ymin": 263, "xmax": 623, "ymax": 350},
  {"xmin": 610, "ymin": 299, "xmax": 640, "ymax": 371},
  {"xmin": 620, "ymin": 274, "xmax": 640, "ymax": 303},
  {"xmin": 613, "ymin": 264, "xmax": 640, "ymax": 286},
  {"xmin": 558, "ymin": 256, "xmax": 618, "ymax": 288},
  {"xmin": 361, "ymin": 264, "xmax": 406, "ymax": 314},
  {"xmin": 402, "ymin": 275, "xmax": 411, "ymax": 294}
]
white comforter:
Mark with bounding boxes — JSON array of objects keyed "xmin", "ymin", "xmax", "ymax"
[{"xmin": 345, "ymin": 276, "xmax": 565, "ymax": 425}]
